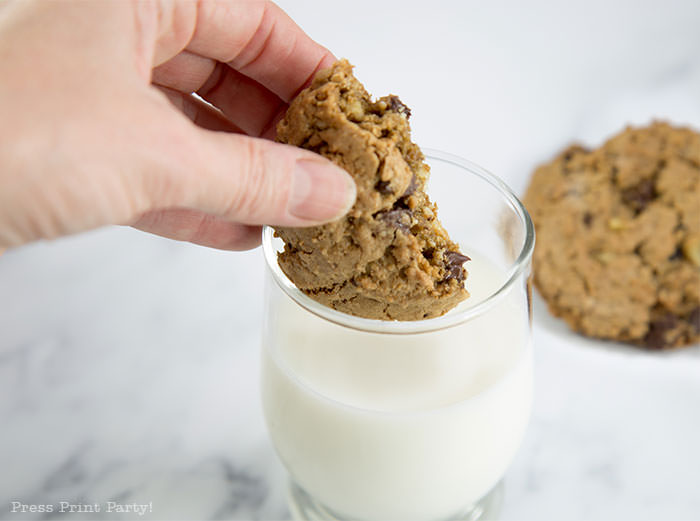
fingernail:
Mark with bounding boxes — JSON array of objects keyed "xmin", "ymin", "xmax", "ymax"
[{"xmin": 289, "ymin": 159, "xmax": 356, "ymax": 222}]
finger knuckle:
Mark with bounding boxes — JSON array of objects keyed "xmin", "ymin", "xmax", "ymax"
[{"xmin": 228, "ymin": 139, "xmax": 275, "ymax": 220}]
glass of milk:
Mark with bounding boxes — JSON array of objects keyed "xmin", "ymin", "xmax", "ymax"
[{"xmin": 261, "ymin": 150, "xmax": 535, "ymax": 521}]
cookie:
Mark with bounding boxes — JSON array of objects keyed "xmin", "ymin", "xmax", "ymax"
[
  {"xmin": 524, "ymin": 122, "xmax": 700, "ymax": 349},
  {"xmin": 274, "ymin": 60, "xmax": 469, "ymax": 320}
]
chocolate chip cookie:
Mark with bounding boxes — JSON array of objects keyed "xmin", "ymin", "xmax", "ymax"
[
  {"xmin": 524, "ymin": 122, "xmax": 700, "ymax": 348},
  {"xmin": 274, "ymin": 60, "xmax": 469, "ymax": 320}
]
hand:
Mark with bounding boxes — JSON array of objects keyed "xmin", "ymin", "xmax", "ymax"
[{"xmin": 0, "ymin": 0, "xmax": 356, "ymax": 251}]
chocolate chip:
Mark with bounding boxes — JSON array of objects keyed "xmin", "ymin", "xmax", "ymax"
[
  {"xmin": 669, "ymin": 246, "xmax": 684, "ymax": 261},
  {"xmin": 442, "ymin": 266, "xmax": 464, "ymax": 283},
  {"xmin": 621, "ymin": 178, "xmax": 656, "ymax": 213},
  {"xmin": 445, "ymin": 251, "xmax": 471, "ymax": 265},
  {"xmin": 562, "ymin": 145, "xmax": 588, "ymax": 162},
  {"xmin": 402, "ymin": 174, "xmax": 418, "ymax": 197},
  {"xmin": 393, "ymin": 197, "xmax": 411, "ymax": 210},
  {"xmin": 375, "ymin": 180, "xmax": 393, "ymax": 195},
  {"xmin": 422, "ymin": 247, "xmax": 435, "ymax": 260},
  {"xmin": 583, "ymin": 212, "xmax": 593, "ymax": 227},
  {"xmin": 387, "ymin": 95, "xmax": 411, "ymax": 119},
  {"xmin": 643, "ymin": 312, "xmax": 678, "ymax": 349},
  {"xmin": 688, "ymin": 307, "xmax": 700, "ymax": 334},
  {"xmin": 379, "ymin": 208, "xmax": 412, "ymax": 232},
  {"xmin": 442, "ymin": 250, "xmax": 471, "ymax": 283}
]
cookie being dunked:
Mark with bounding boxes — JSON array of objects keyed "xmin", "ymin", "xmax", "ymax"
[{"xmin": 274, "ymin": 60, "xmax": 469, "ymax": 320}]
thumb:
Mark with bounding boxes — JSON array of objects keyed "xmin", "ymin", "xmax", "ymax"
[{"xmin": 151, "ymin": 124, "xmax": 357, "ymax": 227}]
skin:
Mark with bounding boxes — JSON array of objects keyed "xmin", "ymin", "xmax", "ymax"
[{"xmin": 0, "ymin": 0, "xmax": 356, "ymax": 252}]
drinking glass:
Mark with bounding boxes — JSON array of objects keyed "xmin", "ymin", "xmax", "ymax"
[{"xmin": 260, "ymin": 150, "xmax": 535, "ymax": 521}]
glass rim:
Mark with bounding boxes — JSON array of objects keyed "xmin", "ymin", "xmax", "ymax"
[{"xmin": 262, "ymin": 149, "xmax": 535, "ymax": 335}]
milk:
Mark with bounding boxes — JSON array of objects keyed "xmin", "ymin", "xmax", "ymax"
[{"xmin": 261, "ymin": 254, "xmax": 532, "ymax": 521}]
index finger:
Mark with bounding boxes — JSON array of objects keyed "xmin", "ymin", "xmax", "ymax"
[{"xmin": 185, "ymin": 1, "xmax": 336, "ymax": 103}]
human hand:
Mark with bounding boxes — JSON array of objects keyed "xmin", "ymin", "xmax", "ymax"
[{"xmin": 0, "ymin": 0, "xmax": 356, "ymax": 251}]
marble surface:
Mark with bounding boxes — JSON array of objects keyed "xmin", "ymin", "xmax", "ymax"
[{"xmin": 2, "ymin": 1, "xmax": 700, "ymax": 520}]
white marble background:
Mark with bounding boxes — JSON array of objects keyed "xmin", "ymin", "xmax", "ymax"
[{"xmin": 1, "ymin": 0, "xmax": 700, "ymax": 520}]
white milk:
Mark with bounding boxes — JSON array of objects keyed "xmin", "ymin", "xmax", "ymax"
[{"xmin": 261, "ymin": 254, "xmax": 533, "ymax": 521}]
